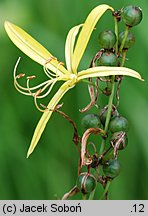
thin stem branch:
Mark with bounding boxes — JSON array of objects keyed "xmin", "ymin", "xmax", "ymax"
[
  {"xmin": 99, "ymin": 75, "xmax": 115, "ymax": 156},
  {"xmin": 104, "ymin": 78, "xmax": 115, "ymax": 133},
  {"xmin": 88, "ymin": 189, "xmax": 96, "ymax": 200},
  {"xmin": 100, "ymin": 181, "xmax": 111, "ymax": 200},
  {"xmin": 114, "ymin": 17, "xmax": 119, "ymax": 54},
  {"xmin": 86, "ymin": 14, "xmax": 128, "ymax": 201},
  {"xmin": 119, "ymin": 26, "xmax": 129, "ymax": 53},
  {"xmin": 121, "ymin": 49, "xmax": 127, "ymax": 67},
  {"xmin": 82, "ymin": 193, "xmax": 87, "ymax": 200},
  {"xmin": 81, "ymin": 79, "xmax": 96, "ymax": 87},
  {"xmin": 99, "ymin": 14, "xmax": 119, "ymax": 163}
]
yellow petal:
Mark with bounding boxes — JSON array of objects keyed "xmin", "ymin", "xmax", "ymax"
[
  {"xmin": 72, "ymin": 4, "xmax": 114, "ymax": 72},
  {"xmin": 65, "ymin": 24, "xmax": 83, "ymax": 73},
  {"xmin": 27, "ymin": 79, "xmax": 76, "ymax": 158},
  {"xmin": 4, "ymin": 21, "xmax": 68, "ymax": 75},
  {"xmin": 78, "ymin": 66, "xmax": 144, "ymax": 81}
]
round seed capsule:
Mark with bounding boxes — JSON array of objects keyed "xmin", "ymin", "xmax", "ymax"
[
  {"xmin": 97, "ymin": 51, "xmax": 118, "ymax": 66},
  {"xmin": 109, "ymin": 116, "xmax": 129, "ymax": 133},
  {"xmin": 103, "ymin": 159, "xmax": 121, "ymax": 178},
  {"xmin": 81, "ymin": 114, "xmax": 101, "ymax": 130},
  {"xmin": 119, "ymin": 31, "xmax": 135, "ymax": 49},
  {"xmin": 99, "ymin": 106, "xmax": 119, "ymax": 126},
  {"xmin": 110, "ymin": 131, "xmax": 128, "ymax": 150},
  {"xmin": 98, "ymin": 30, "xmax": 116, "ymax": 49},
  {"xmin": 76, "ymin": 173, "xmax": 97, "ymax": 194},
  {"xmin": 121, "ymin": 5, "xmax": 143, "ymax": 27}
]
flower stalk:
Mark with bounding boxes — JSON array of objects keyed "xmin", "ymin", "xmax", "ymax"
[{"xmin": 100, "ymin": 181, "xmax": 111, "ymax": 200}]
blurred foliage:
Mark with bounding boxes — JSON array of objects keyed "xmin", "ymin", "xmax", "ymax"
[{"xmin": 0, "ymin": 0, "xmax": 148, "ymax": 199}]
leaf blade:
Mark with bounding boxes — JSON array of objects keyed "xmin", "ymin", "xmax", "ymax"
[
  {"xmin": 27, "ymin": 80, "xmax": 75, "ymax": 158},
  {"xmin": 4, "ymin": 21, "xmax": 68, "ymax": 75},
  {"xmin": 78, "ymin": 66, "xmax": 144, "ymax": 81},
  {"xmin": 72, "ymin": 4, "xmax": 114, "ymax": 72}
]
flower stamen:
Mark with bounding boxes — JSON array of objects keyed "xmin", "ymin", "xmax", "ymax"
[
  {"xmin": 26, "ymin": 77, "xmax": 35, "ymax": 96},
  {"xmin": 16, "ymin": 73, "xmax": 25, "ymax": 79},
  {"xmin": 45, "ymin": 56, "xmax": 57, "ymax": 63},
  {"xmin": 37, "ymin": 79, "xmax": 57, "ymax": 99},
  {"xmin": 14, "ymin": 81, "xmax": 31, "ymax": 96},
  {"xmin": 34, "ymin": 89, "xmax": 46, "ymax": 112},
  {"xmin": 43, "ymin": 56, "xmax": 58, "ymax": 78},
  {"xmin": 43, "ymin": 64, "xmax": 56, "ymax": 79},
  {"xmin": 27, "ymin": 75, "xmax": 36, "ymax": 80},
  {"xmin": 56, "ymin": 61, "xmax": 65, "ymax": 77},
  {"xmin": 13, "ymin": 57, "xmax": 58, "ymax": 102},
  {"xmin": 27, "ymin": 78, "xmax": 58, "ymax": 112}
]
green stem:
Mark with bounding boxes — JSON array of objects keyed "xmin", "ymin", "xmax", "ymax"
[
  {"xmin": 100, "ymin": 181, "xmax": 111, "ymax": 200},
  {"xmin": 88, "ymin": 189, "xmax": 96, "ymax": 200},
  {"xmin": 93, "ymin": 75, "xmax": 115, "ymax": 201},
  {"xmin": 97, "ymin": 76, "xmax": 115, "ymax": 200},
  {"xmin": 81, "ymin": 79, "xmax": 96, "ymax": 87},
  {"xmin": 114, "ymin": 16, "xmax": 119, "ymax": 54},
  {"xmin": 121, "ymin": 49, "xmax": 127, "ymax": 67},
  {"xmin": 99, "ymin": 15, "xmax": 119, "ymax": 155},
  {"xmin": 94, "ymin": 17, "xmax": 128, "ymax": 202},
  {"xmin": 98, "ymin": 25, "xmax": 127, "ymax": 200},
  {"xmin": 104, "ymin": 78, "xmax": 115, "ymax": 133},
  {"xmin": 94, "ymin": 75, "xmax": 115, "ymax": 200},
  {"xmin": 106, "ymin": 78, "xmax": 112, "ymax": 94},
  {"xmin": 82, "ymin": 193, "xmax": 87, "ymax": 200},
  {"xmin": 119, "ymin": 26, "xmax": 129, "ymax": 53},
  {"xmin": 99, "ymin": 75, "xmax": 115, "ymax": 155},
  {"xmin": 89, "ymin": 15, "xmax": 125, "ymax": 201}
]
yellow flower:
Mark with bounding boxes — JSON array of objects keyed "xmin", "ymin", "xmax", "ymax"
[{"xmin": 4, "ymin": 4, "xmax": 143, "ymax": 158}]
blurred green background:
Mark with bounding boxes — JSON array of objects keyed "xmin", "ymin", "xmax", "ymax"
[{"xmin": 0, "ymin": 0, "xmax": 148, "ymax": 200}]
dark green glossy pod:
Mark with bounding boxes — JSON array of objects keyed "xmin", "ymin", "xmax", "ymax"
[
  {"xmin": 119, "ymin": 31, "xmax": 135, "ymax": 49},
  {"xmin": 76, "ymin": 173, "xmax": 97, "ymax": 194},
  {"xmin": 81, "ymin": 114, "xmax": 101, "ymax": 130},
  {"xmin": 109, "ymin": 116, "xmax": 129, "ymax": 133},
  {"xmin": 99, "ymin": 106, "xmax": 119, "ymax": 126},
  {"xmin": 98, "ymin": 30, "xmax": 116, "ymax": 49},
  {"xmin": 97, "ymin": 51, "xmax": 118, "ymax": 66},
  {"xmin": 121, "ymin": 5, "xmax": 142, "ymax": 27},
  {"xmin": 103, "ymin": 159, "xmax": 121, "ymax": 178}
]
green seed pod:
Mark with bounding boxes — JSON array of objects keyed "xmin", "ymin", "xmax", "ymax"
[
  {"xmin": 110, "ymin": 131, "xmax": 128, "ymax": 150},
  {"xmin": 119, "ymin": 31, "xmax": 135, "ymax": 49},
  {"xmin": 81, "ymin": 114, "xmax": 101, "ymax": 130},
  {"xmin": 121, "ymin": 5, "xmax": 143, "ymax": 27},
  {"xmin": 98, "ymin": 30, "xmax": 116, "ymax": 49},
  {"xmin": 76, "ymin": 173, "xmax": 97, "ymax": 194},
  {"xmin": 97, "ymin": 51, "xmax": 118, "ymax": 66},
  {"xmin": 109, "ymin": 116, "xmax": 129, "ymax": 133},
  {"xmin": 99, "ymin": 105, "xmax": 119, "ymax": 126},
  {"xmin": 103, "ymin": 159, "xmax": 121, "ymax": 178}
]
